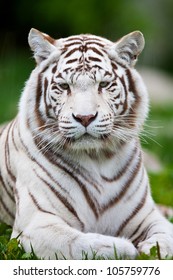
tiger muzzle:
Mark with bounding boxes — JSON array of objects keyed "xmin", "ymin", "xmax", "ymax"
[{"xmin": 72, "ymin": 112, "xmax": 98, "ymax": 127}]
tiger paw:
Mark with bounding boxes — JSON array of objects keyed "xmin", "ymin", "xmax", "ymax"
[
  {"xmin": 95, "ymin": 236, "xmax": 138, "ymax": 259},
  {"xmin": 138, "ymin": 235, "xmax": 173, "ymax": 258},
  {"xmin": 72, "ymin": 233, "xmax": 138, "ymax": 259}
]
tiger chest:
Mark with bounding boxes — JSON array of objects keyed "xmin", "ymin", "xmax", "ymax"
[{"xmin": 13, "ymin": 146, "xmax": 144, "ymax": 238}]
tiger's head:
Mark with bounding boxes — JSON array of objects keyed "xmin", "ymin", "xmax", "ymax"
[{"xmin": 22, "ymin": 29, "xmax": 148, "ymax": 155}]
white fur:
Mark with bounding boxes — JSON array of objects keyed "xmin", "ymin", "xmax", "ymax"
[{"xmin": 0, "ymin": 29, "xmax": 173, "ymax": 259}]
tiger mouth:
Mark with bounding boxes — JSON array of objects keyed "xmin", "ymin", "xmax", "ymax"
[{"xmin": 65, "ymin": 132, "xmax": 110, "ymax": 143}]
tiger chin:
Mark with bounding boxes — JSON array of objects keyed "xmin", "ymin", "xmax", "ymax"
[{"xmin": 0, "ymin": 28, "xmax": 173, "ymax": 260}]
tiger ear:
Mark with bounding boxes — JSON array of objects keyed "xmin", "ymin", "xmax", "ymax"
[
  {"xmin": 109, "ymin": 31, "xmax": 145, "ymax": 67},
  {"xmin": 28, "ymin": 28, "xmax": 56, "ymax": 64}
]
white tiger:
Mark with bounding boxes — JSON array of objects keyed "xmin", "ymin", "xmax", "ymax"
[{"xmin": 0, "ymin": 28, "xmax": 173, "ymax": 259}]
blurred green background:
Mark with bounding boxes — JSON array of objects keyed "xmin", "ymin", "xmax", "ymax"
[{"xmin": 0, "ymin": 0, "xmax": 173, "ymax": 206}]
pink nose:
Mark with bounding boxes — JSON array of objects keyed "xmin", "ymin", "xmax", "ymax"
[{"xmin": 72, "ymin": 112, "xmax": 98, "ymax": 127}]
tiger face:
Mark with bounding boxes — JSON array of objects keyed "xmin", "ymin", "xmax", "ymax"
[{"xmin": 26, "ymin": 29, "xmax": 148, "ymax": 153}]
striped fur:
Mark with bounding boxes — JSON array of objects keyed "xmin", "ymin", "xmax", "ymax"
[{"xmin": 0, "ymin": 29, "xmax": 173, "ymax": 259}]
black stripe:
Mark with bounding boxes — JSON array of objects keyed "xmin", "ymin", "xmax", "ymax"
[
  {"xmin": 84, "ymin": 37, "xmax": 104, "ymax": 42},
  {"xmin": 126, "ymin": 68, "xmax": 138, "ymax": 94},
  {"xmin": 88, "ymin": 47, "xmax": 104, "ymax": 57},
  {"xmin": 129, "ymin": 208, "xmax": 154, "ymax": 241},
  {"xmin": 19, "ymin": 126, "xmax": 86, "ymax": 225},
  {"xmin": 86, "ymin": 41, "xmax": 105, "ymax": 48},
  {"xmin": 111, "ymin": 62, "xmax": 118, "ymax": 71},
  {"xmin": 65, "ymin": 37, "xmax": 83, "ymax": 42},
  {"xmin": 42, "ymin": 150, "xmax": 100, "ymax": 218},
  {"xmin": 115, "ymin": 61, "xmax": 127, "ymax": 69},
  {"xmin": 29, "ymin": 120, "xmax": 102, "ymax": 196},
  {"xmin": 27, "ymin": 128, "xmax": 101, "ymax": 217},
  {"xmin": 11, "ymin": 118, "xmax": 19, "ymax": 152},
  {"xmin": 34, "ymin": 73, "xmax": 46, "ymax": 128},
  {"xmin": 5, "ymin": 122, "xmax": 16, "ymax": 183},
  {"xmin": 101, "ymin": 145, "xmax": 137, "ymax": 182},
  {"xmin": 95, "ymin": 124, "xmax": 108, "ymax": 128},
  {"xmin": 126, "ymin": 167, "xmax": 146, "ymax": 202},
  {"xmin": 132, "ymin": 226, "xmax": 149, "ymax": 247},
  {"xmin": 18, "ymin": 130, "xmax": 66, "ymax": 192},
  {"xmin": 64, "ymin": 42, "xmax": 82, "ymax": 48},
  {"xmin": 29, "ymin": 191, "xmax": 56, "ymax": 216},
  {"xmin": 66, "ymin": 58, "xmax": 78, "ymax": 64},
  {"xmin": 0, "ymin": 196, "xmax": 15, "ymax": 220},
  {"xmin": 51, "ymin": 64, "xmax": 57, "ymax": 74},
  {"xmin": 132, "ymin": 219, "xmax": 159, "ymax": 247},
  {"xmin": 126, "ymin": 68, "xmax": 141, "ymax": 122},
  {"xmin": 88, "ymin": 56, "xmax": 102, "ymax": 62},
  {"xmin": 116, "ymin": 186, "xmax": 148, "ymax": 236},
  {"xmin": 0, "ymin": 172, "xmax": 15, "ymax": 202},
  {"xmin": 52, "ymin": 148, "xmax": 101, "ymax": 191},
  {"xmin": 119, "ymin": 76, "xmax": 128, "ymax": 115},
  {"xmin": 64, "ymin": 48, "xmax": 79, "ymax": 58},
  {"xmin": 100, "ymin": 151, "xmax": 142, "ymax": 214},
  {"xmin": 43, "ymin": 77, "xmax": 50, "ymax": 118},
  {"xmin": 34, "ymin": 171, "xmax": 84, "ymax": 229}
]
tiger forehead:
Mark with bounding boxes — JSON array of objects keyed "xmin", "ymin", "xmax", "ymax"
[
  {"xmin": 61, "ymin": 34, "xmax": 111, "ymax": 48},
  {"xmin": 59, "ymin": 34, "xmax": 111, "ymax": 59},
  {"xmin": 54, "ymin": 35, "xmax": 114, "ymax": 78}
]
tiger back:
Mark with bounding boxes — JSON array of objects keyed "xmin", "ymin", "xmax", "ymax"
[{"xmin": 0, "ymin": 29, "xmax": 173, "ymax": 259}]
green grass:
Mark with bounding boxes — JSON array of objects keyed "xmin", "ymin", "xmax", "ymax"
[
  {"xmin": 0, "ymin": 51, "xmax": 173, "ymax": 260},
  {"xmin": 0, "ymin": 222, "xmax": 172, "ymax": 260},
  {"xmin": 0, "ymin": 223, "xmax": 39, "ymax": 260},
  {"xmin": 143, "ymin": 105, "xmax": 173, "ymax": 206}
]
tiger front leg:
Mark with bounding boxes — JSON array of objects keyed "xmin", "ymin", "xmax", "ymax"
[
  {"xmin": 136, "ymin": 208, "xmax": 173, "ymax": 258},
  {"xmin": 12, "ymin": 212, "xmax": 137, "ymax": 259}
]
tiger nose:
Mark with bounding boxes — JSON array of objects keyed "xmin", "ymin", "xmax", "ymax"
[{"xmin": 72, "ymin": 112, "xmax": 98, "ymax": 127}]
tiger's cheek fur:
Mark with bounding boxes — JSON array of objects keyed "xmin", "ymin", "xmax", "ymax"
[{"xmin": 0, "ymin": 29, "xmax": 173, "ymax": 259}]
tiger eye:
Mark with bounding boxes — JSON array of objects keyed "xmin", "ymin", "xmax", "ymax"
[
  {"xmin": 99, "ymin": 81, "xmax": 109, "ymax": 88},
  {"xmin": 59, "ymin": 83, "xmax": 70, "ymax": 90}
]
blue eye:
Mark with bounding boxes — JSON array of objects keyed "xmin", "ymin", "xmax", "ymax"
[{"xmin": 99, "ymin": 81, "xmax": 109, "ymax": 88}]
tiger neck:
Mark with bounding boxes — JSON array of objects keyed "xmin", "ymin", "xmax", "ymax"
[
  {"xmin": 55, "ymin": 138, "xmax": 142, "ymax": 182},
  {"xmin": 54, "ymin": 138, "xmax": 141, "ymax": 169}
]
